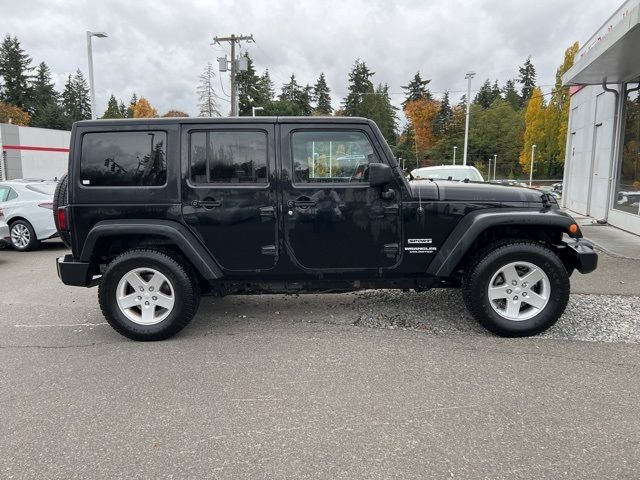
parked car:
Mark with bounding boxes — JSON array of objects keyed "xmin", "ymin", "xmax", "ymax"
[
  {"xmin": 55, "ymin": 117, "xmax": 597, "ymax": 341},
  {"xmin": 411, "ymin": 165, "xmax": 484, "ymax": 182},
  {"xmin": 537, "ymin": 186, "xmax": 560, "ymax": 199},
  {"xmin": 0, "ymin": 219, "xmax": 9, "ymax": 248},
  {"xmin": 0, "ymin": 180, "xmax": 58, "ymax": 251},
  {"xmin": 552, "ymin": 182, "xmax": 563, "ymax": 194}
]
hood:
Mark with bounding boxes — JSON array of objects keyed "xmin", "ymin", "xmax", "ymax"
[{"xmin": 409, "ymin": 180, "xmax": 550, "ymax": 204}]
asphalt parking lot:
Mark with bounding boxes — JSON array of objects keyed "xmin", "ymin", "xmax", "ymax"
[{"xmin": 1, "ymin": 243, "xmax": 639, "ymax": 479}]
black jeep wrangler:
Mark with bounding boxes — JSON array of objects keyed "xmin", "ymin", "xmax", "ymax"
[{"xmin": 54, "ymin": 117, "xmax": 597, "ymax": 341}]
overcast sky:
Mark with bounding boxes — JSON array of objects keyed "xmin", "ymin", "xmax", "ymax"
[{"xmin": 1, "ymin": 0, "xmax": 619, "ymax": 118}]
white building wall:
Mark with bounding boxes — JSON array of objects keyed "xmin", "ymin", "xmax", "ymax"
[
  {"xmin": 16, "ymin": 126, "xmax": 70, "ymax": 180},
  {"xmin": 0, "ymin": 124, "xmax": 70, "ymax": 180},
  {"xmin": 563, "ymin": 84, "xmax": 618, "ymax": 219}
]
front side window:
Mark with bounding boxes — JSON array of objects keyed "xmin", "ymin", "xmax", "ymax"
[
  {"xmin": 291, "ymin": 130, "xmax": 380, "ymax": 184},
  {"xmin": 80, "ymin": 131, "xmax": 167, "ymax": 187},
  {"xmin": 0, "ymin": 186, "xmax": 9, "ymax": 202},
  {"xmin": 190, "ymin": 130, "xmax": 268, "ymax": 184},
  {"xmin": 614, "ymin": 82, "xmax": 640, "ymax": 216}
]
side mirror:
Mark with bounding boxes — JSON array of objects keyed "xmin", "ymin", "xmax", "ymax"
[{"xmin": 368, "ymin": 163, "xmax": 393, "ymax": 187}]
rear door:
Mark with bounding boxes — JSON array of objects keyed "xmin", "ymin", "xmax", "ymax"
[
  {"xmin": 181, "ymin": 123, "xmax": 278, "ymax": 272},
  {"xmin": 280, "ymin": 124, "xmax": 402, "ymax": 271}
]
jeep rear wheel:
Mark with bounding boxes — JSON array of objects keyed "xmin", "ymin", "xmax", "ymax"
[
  {"xmin": 99, "ymin": 249, "xmax": 200, "ymax": 341},
  {"xmin": 462, "ymin": 240, "xmax": 570, "ymax": 337}
]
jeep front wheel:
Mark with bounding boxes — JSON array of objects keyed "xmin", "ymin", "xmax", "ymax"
[
  {"xmin": 462, "ymin": 241, "xmax": 570, "ymax": 337},
  {"xmin": 98, "ymin": 249, "xmax": 200, "ymax": 341}
]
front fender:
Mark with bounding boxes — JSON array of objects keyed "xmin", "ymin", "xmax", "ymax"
[{"xmin": 426, "ymin": 208, "xmax": 579, "ymax": 277}]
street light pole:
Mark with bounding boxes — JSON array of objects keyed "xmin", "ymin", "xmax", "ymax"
[
  {"xmin": 462, "ymin": 71, "xmax": 475, "ymax": 166},
  {"xmin": 493, "ymin": 153, "xmax": 497, "ymax": 181},
  {"xmin": 252, "ymin": 106, "xmax": 264, "ymax": 117},
  {"xmin": 453, "ymin": 146, "xmax": 457, "ymax": 165},
  {"xmin": 529, "ymin": 144, "xmax": 537, "ymax": 187},
  {"xmin": 86, "ymin": 31, "xmax": 108, "ymax": 120},
  {"xmin": 488, "ymin": 158, "xmax": 492, "ymax": 180}
]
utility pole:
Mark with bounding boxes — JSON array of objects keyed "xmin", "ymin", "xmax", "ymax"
[
  {"xmin": 529, "ymin": 144, "xmax": 537, "ymax": 187},
  {"xmin": 493, "ymin": 153, "xmax": 497, "ymax": 181},
  {"xmin": 463, "ymin": 71, "xmax": 475, "ymax": 166},
  {"xmin": 213, "ymin": 33, "xmax": 254, "ymax": 116},
  {"xmin": 453, "ymin": 146, "xmax": 457, "ymax": 165},
  {"xmin": 488, "ymin": 158, "xmax": 492, "ymax": 180}
]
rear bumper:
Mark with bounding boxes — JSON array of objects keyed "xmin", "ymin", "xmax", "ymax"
[
  {"xmin": 56, "ymin": 254, "xmax": 96, "ymax": 287},
  {"xmin": 565, "ymin": 238, "xmax": 598, "ymax": 274}
]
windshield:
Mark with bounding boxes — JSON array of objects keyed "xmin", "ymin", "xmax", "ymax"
[
  {"xmin": 26, "ymin": 183, "xmax": 56, "ymax": 195},
  {"xmin": 413, "ymin": 168, "xmax": 483, "ymax": 182}
]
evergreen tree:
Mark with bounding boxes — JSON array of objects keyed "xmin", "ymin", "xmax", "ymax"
[
  {"xmin": 61, "ymin": 70, "xmax": 91, "ymax": 128},
  {"xmin": 279, "ymin": 74, "xmax": 312, "ymax": 115},
  {"xmin": 33, "ymin": 101, "xmax": 66, "ymax": 130},
  {"xmin": 502, "ymin": 80, "xmax": 521, "ymax": 110},
  {"xmin": 401, "ymin": 71, "xmax": 431, "ymax": 107},
  {"xmin": 127, "ymin": 93, "xmax": 138, "ymax": 118},
  {"xmin": 369, "ymin": 83, "xmax": 398, "ymax": 145},
  {"xmin": 518, "ymin": 56, "xmax": 537, "ymax": 106},
  {"xmin": 255, "ymin": 69, "xmax": 275, "ymax": 105},
  {"xmin": 118, "ymin": 100, "xmax": 127, "ymax": 118},
  {"xmin": 342, "ymin": 59, "xmax": 374, "ymax": 116},
  {"xmin": 197, "ymin": 63, "xmax": 220, "ymax": 117},
  {"xmin": 236, "ymin": 53, "xmax": 261, "ymax": 116},
  {"xmin": 433, "ymin": 91, "xmax": 453, "ymax": 135},
  {"xmin": 0, "ymin": 35, "xmax": 33, "ymax": 110},
  {"xmin": 313, "ymin": 72, "xmax": 332, "ymax": 115},
  {"xmin": 101, "ymin": 94, "xmax": 123, "ymax": 118},
  {"xmin": 474, "ymin": 79, "xmax": 494, "ymax": 109},
  {"xmin": 30, "ymin": 62, "xmax": 60, "ymax": 127}
]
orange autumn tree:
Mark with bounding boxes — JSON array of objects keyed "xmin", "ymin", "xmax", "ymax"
[
  {"xmin": 0, "ymin": 102, "xmax": 30, "ymax": 125},
  {"xmin": 132, "ymin": 97, "xmax": 158, "ymax": 118},
  {"xmin": 404, "ymin": 98, "xmax": 440, "ymax": 162}
]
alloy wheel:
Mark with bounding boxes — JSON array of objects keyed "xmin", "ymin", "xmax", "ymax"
[
  {"xmin": 487, "ymin": 261, "xmax": 551, "ymax": 321},
  {"xmin": 116, "ymin": 267, "xmax": 175, "ymax": 325}
]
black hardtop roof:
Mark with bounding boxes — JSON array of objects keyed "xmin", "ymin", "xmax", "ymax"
[{"xmin": 74, "ymin": 116, "xmax": 376, "ymax": 127}]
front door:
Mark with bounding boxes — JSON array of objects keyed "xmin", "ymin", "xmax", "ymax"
[
  {"xmin": 181, "ymin": 124, "xmax": 278, "ymax": 272},
  {"xmin": 280, "ymin": 125, "xmax": 402, "ymax": 271}
]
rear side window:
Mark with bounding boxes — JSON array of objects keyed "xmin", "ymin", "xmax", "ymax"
[
  {"xmin": 189, "ymin": 130, "xmax": 268, "ymax": 184},
  {"xmin": 80, "ymin": 131, "xmax": 167, "ymax": 187}
]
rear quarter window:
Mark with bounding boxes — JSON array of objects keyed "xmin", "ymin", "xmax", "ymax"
[{"xmin": 80, "ymin": 131, "xmax": 167, "ymax": 187}]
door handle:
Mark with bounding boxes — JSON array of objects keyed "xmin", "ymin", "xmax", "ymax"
[
  {"xmin": 259, "ymin": 206, "xmax": 276, "ymax": 219},
  {"xmin": 191, "ymin": 199, "xmax": 221, "ymax": 208},
  {"xmin": 288, "ymin": 199, "xmax": 316, "ymax": 208}
]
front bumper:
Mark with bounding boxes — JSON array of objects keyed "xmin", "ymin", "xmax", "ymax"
[
  {"xmin": 57, "ymin": 254, "xmax": 96, "ymax": 287},
  {"xmin": 565, "ymin": 238, "xmax": 598, "ymax": 274}
]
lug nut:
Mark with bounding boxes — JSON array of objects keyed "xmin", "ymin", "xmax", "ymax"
[
  {"xmin": 145, "ymin": 301, "xmax": 149, "ymax": 306},
  {"xmin": 152, "ymin": 296, "xmax": 157, "ymax": 301},
  {"xmin": 522, "ymin": 292, "xmax": 528, "ymax": 297},
  {"xmin": 139, "ymin": 287, "xmax": 144, "ymax": 292},
  {"xmin": 513, "ymin": 296, "xmax": 519, "ymax": 301},
  {"xmin": 137, "ymin": 296, "xmax": 142, "ymax": 301},
  {"xmin": 149, "ymin": 287, "xmax": 154, "ymax": 292},
  {"xmin": 506, "ymin": 289, "xmax": 512, "ymax": 294},
  {"xmin": 512, "ymin": 280, "xmax": 517, "ymax": 286},
  {"xmin": 522, "ymin": 282, "xmax": 528, "ymax": 288}
]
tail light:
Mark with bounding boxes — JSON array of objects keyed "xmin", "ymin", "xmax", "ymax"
[
  {"xmin": 57, "ymin": 207, "xmax": 68, "ymax": 232},
  {"xmin": 38, "ymin": 202, "xmax": 54, "ymax": 210}
]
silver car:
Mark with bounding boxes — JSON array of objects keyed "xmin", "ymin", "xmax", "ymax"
[
  {"xmin": 0, "ymin": 180, "xmax": 58, "ymax": 251},
  {"xmin": 0, "ymin": 219, "xmax": 9, "ymax": 247}
]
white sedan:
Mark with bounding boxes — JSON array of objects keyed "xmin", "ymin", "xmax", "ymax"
[
  {"xmin": 0, "ymin": 180, "xmax": 58, "ymax": 251},
  {"xmin": 411, "ymin": 165, "xmax": 485, "ymax": 182}
]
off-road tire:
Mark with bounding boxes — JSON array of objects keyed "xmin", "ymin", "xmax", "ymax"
[
  {"xmin": 98, "ymin": 249, "xmax": 200, "ymax": 341},
  {"xmin": 9, "ymin": 219, "xmax": 40, "ymax": 251},
  {"xmin": 52, "ymin": 173, "xmax": 71, "ymax": 248},
  {"xmin": 462, "ymin": 240, "xmax": 570, "ymax": 337}
]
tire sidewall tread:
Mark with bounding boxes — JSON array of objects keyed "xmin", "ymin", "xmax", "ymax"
[
  {"xmin": 98, "ymin": 248, "xmax": 200, "ymax": 341},
  {"xmin": 463, "ymin": 240, "xmax": 570, "ymax": 337}
]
